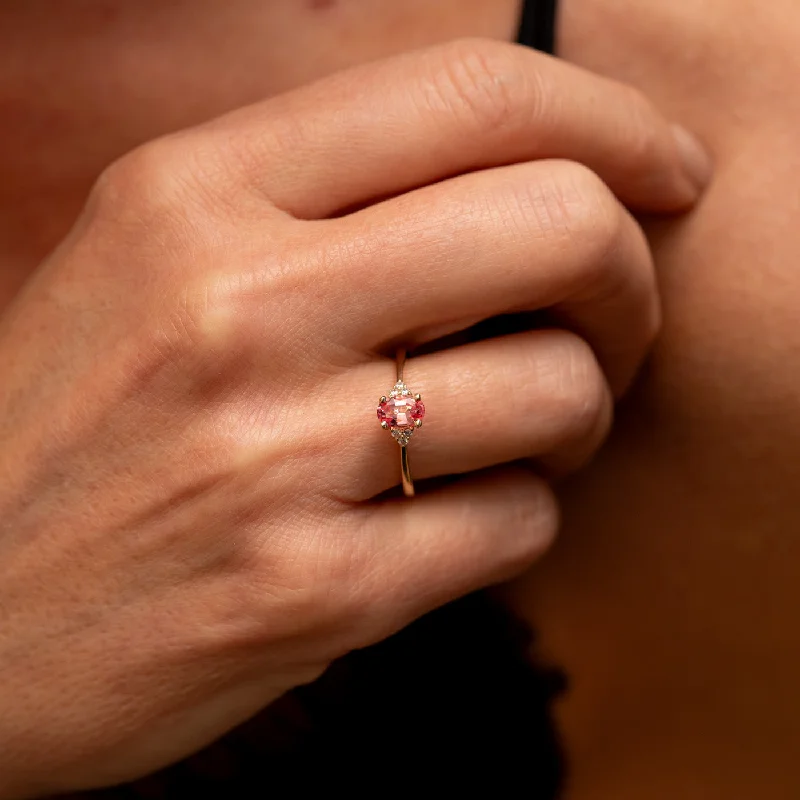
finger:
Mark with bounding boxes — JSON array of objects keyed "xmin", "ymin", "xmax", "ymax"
[
  {"xmin": 321, "ymin": 158, "xmax": 658, "ymax": 395},
  {"xmin": 207, "ymin": 38, "xmax": 710, "ymax": 217},
  {"xmin": 330, "ymin": 330, "xmax": 611, "ymax": 502},
  {"xmin": 341, "ymin": 466, "xmax": 559, "ymax": 644}
]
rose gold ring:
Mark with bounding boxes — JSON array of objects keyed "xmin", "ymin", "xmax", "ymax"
[{"xmin": 376, "ymin": 348, "xmax": 425, "ymax": 497}]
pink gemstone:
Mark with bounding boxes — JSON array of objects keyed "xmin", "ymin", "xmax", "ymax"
[{"xmin": 377, "ymin": 395, "xmax": 425, "ymax": 429}]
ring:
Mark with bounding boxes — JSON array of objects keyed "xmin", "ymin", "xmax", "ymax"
[{"xmin": 376, "ymin": 349, "xmax": 425, "ymax": 497}]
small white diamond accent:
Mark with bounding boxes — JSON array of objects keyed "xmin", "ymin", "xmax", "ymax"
[{"xmin": 391, "ymin": 428, "xmax": 414, "ymax": 446}]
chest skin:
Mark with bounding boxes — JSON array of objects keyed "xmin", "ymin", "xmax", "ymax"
[{"xmin": 506, "ymin": 1, "xmax": 800, "ymax": 797}]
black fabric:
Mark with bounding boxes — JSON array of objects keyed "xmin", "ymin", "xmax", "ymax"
[
  {"xmin": 517, "ymin": 0, "xmax": 559, "ymax": 54},
  {"xmin": 112, "ymin": 593, "xmax": 563, "ymax": 800},
  {"xmin": 75, "ymin": 596, "xmax": 566, "ymax": 799}
]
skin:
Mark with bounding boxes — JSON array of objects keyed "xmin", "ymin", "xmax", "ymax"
[
  {"xmin": 0, "ymin": 0, "xmax": 793, "ymax": 797},
  {"xmin": 0, "ymin": 0, "xmax": 521, "ymax": 294},
  {"xmin": 509, "ymin": 1, "xmax": 800, "ymax": 798},
  {"xmin": 0, "ymin": 2, "xmax": 709, "ymax": 797}
]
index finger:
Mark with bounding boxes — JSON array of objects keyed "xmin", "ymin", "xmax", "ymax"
[{"xmin": 204, "ymin": 38, "xmax": 711, "ymax": 218}]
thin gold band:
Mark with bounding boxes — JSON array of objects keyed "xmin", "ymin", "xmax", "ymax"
[
  {"xmin": 397, "ymin": 348, "xmax": 414, "ymax": 497},
  {"xmin": 400, "ymin": 444, "xmax": 414, "ymax": 498},
  {"xmin": 396, "ymin": 347, "xmax": 406, "ymax": 383}
]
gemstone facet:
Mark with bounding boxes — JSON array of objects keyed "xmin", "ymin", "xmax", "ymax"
[
  {"xmin": 377, "ymin": 381, "xmax": 425, "ymax": 445},
  {"xmin": 377, "ymin": 395, "xmax": 425, "ymax": 429}
]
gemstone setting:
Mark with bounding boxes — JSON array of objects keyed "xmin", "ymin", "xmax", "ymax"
[{"xmin": 377, "ymin": 381, "xmax": 425, "ymax": 445}]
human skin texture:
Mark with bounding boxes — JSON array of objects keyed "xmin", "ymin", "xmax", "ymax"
[
  {"xmin": 0, "ymin": 1, "xmax": 713, "ymax": 796},
  {"xmin": 1, "ymin": 0, "xmax": 795, "ymax": 798},
  {"xmin": 507, "ymin": 1, "xmax": 800, "ymax": 798},
  {"xmin": 0, "ymin": 0, "xmax": 522, "ymax": 297}
]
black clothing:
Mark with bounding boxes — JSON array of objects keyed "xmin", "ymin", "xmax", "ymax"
[{"xmin": 517, "ymin": 0, "xmax": 559, "ymax": 54}]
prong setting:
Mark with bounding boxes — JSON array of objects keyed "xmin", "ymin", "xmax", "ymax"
[{"xmin": 377, "ymin": 382, "xmax": 425, "ymax": 441}]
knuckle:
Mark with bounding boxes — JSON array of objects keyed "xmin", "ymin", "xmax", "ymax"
[
  {"xmin": 431, "ymin": 38, "xmax": 526, "ymax": 133},
  {"xmin": 507, "ymin": 478, "xmax": 560, "ymax": 564},
  {"xmin": 468, "ymin": 474, "xmax": 561, "ymax": 581},
  {"xmin": 559, "ymin": 163, "xmax": 627, "ymax": 274},
  {"xmin": 547, "ymin": 332, "xmax": 611, "ymax": 445},
  {"xmin": 143, "ymin": 249, "xmax": 317, "ymax": 391},
  {"xmin": 91, "ymin": 138, "xmax": 187, "ymax": 215},
  {"xmin": 180, "ymin": 276, "xmax": 245, "ymax": 356},
  {"xmin": 619, "ymin": 84, "xmax": 663, "ymax": 167},
  {"xmin": 88, "ymin": 134, "xmax": 234, "ymax": 230},
  {"xmin": 521, "ymin": 162, "xmax": 623, "ymax": 264},
  {"xmin": 132, "ymin": 277, "xmax": 250, "ymax": 389}
]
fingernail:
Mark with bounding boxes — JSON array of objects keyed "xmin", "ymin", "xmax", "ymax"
[{"xmin": 671, "ymin": 124, "xmax": 713, "ymax": 192}]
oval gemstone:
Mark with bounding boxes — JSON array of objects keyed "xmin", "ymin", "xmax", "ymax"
[{"xmin": 377, "ymin": 396, "xmax": 425, "ymax": 429}]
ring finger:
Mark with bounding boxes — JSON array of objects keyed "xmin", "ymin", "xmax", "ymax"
[{"xmin": 326, "ymin": 328, "xmax": 611, "ymax": 502}]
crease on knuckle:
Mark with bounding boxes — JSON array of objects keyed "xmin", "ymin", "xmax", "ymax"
[
  {"xmin": 431, "ymin": 39, "xmax": 525, "ymax": 135},
  {"xmin": 559, "ymin": 164, "xmax": 627, "ymax": 286},
  {"xmin": 190, "ymin": 268, "xmax": 296, "ymax": 363},
  {"xmin": 491, "ymin": 169, "xmax": 573, "ymax": 247},
  {"xmin": 175, "ymin": 277, "xmax": 245, "ymax": 357},
  {"xmin": 546, "ymin": 333, "xmax": 610, "ymax": 447},
  {"xmin": 506, "ymin": 480, "xmax": 559, "ymax": 564},
  {"xmin": 130, "ymin": 276, "xmax": 250, "ymax": 394},
  {"xmin": 620, "ymin": 85, "xmax": 665, "ymax": 171},
  {"xmin": 508, "ymin": 163, "xmax": 615, "ymax": 259}
]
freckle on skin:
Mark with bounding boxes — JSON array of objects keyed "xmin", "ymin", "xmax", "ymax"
[{"xmin": 308, "ymin": 0, "xmax": 336, "ymax": 9}]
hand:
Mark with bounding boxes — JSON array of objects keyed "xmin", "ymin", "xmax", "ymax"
[{"xmin": 0, "ymin": 39, "xmax": 709, "ymax": 797}]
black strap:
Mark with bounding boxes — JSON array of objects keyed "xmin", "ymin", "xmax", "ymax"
[{"xmin": 516, "ymin": 0, "xmax": 559, "ymax": 54}]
